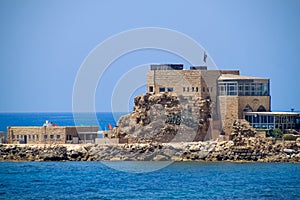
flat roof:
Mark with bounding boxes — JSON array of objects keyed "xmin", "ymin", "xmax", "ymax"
[
  {"xmin": 218, "ymin": 74, "xmax": 269, "ymax": 81},
  {"xmin": 245, "ymin": 112, "xmax": 300, "ymax": 116}
]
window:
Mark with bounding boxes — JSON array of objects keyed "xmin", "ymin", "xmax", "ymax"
[
  {"xmin": 192, "ymin": 87, "xmax": 194, "ymax": 92},
  {"xmin": 196, "ymin": 87, "xmax": 199, "ymax": 92},
  {"xmin": 257, "ymin": 105, "xmax": 266, "ymax": 112},
  {"xmin": 218, "ymin": 84, "xmax": 226, "ymax": 96},
  {"xmin": 238, "ymin": 84, "xmax": 244, "ymax": 96},
  {"xmin": 44, "ymin": 135, "xmax": 47, "ymax": 140},
  {"xmin": 202, "ymin": 87, "xmax": 205, "ymax": 92},
  {"xmin": 256, "ymin": 83, "xmax": 262, "ymax": 96},
  {"xmin": 33, "ymin": 135, "xmax": 35, "ymax": 140},
  {"xmin": 244, "ymin": 83, "xmax": 250, "ymax": 96},
  {"xmin": 67, "ymin": 135, "xmax": 72, "ymax": 140},
  {"xmin": 243, "ymin": 105, "xmax": 253, "ymax": 112},
  {"xmin": 228, "ymin": 83, "xmax": 237, "ymax": 96},
  {"xmin": 251, "ymin": 83, "xmax": 256, "ymax": 96},
  {"xmin": 167, "ymin": 87, "xmax": 173, "ymax": 92},
  {"xmin": 50, "ymin": 135, "xmax": 54, "ymax": 140},
  {"xmin": 159, "ymin": 87, "xmax": 165, "ymax": 92},
  {"xmin": 56, "ymin": 135, "xmax": 60, "ymax": 140},
  {"xmin": 17, "ymin": 135, "xmax": 19, "ymax": 139},
  {"xmin": 12, "ymin": 135, "xmax": 15, "ymax": 139},
  {"xmin": 36, "ymin": 135, "xmax": 39, "ymax": 140},
  {"xmin": 183, "ymin": 87, "xmax": 185, "ymax": 92},
  {"xmin": 262, "ymin": 83, "xmax": 269, "ymax": 96},
  {"xmin": 186, "ymin": 87, "xmax": 189, "ymax": 92},
  {"xmin": 149, "ymin": 86, "xmax": 153, "ymax": 92},
  {"xmin": 28, "ymin": 135, "xmax": 31, "ymax": 140}
]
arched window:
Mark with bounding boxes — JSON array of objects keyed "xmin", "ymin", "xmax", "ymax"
[
  {"xmin": 243, "ymin": 105, "xmax": 253, "ymax": 112},
  {"xmin": 257, "ymin": 105, "xmax": 266, "ymax": 112}
]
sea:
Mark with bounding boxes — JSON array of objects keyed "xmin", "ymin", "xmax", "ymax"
[{"xmin": 0, "ymin": 113, "xmax": 300, "ymax": 199}]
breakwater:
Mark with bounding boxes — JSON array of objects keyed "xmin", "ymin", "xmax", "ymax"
[{"xmin": 1, "ymin": 138, "xmax": 299, "ymax": 162}]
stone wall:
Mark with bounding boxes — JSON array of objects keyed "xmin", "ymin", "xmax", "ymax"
[
  {"xmin": 8, "ymin": 126, "xmax": 98, "ymax": 144},
  {"xmin": 218, "ymin": 95, "xmax": 271, "ymax": 136},
  {"xmin": 218, "ymin": 96, "xmax": 239, "ymax": 136}
]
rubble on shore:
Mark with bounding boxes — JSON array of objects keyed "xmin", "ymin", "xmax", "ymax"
[{"xmin": 1, "ymin": 137, "xmax": 299, "ymax": 162}]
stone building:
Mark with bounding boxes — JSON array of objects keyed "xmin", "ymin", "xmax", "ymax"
[
  {"xmin": 7, "ymin": 125, "xmax": 98, "ymax": 144},
  {"xmin": 146, "ymin": 64, "xmax": 300, "ymax": 139},
  {"xmin": 0, "ymin": 132, "xmax": 5, "ymax": 144}
]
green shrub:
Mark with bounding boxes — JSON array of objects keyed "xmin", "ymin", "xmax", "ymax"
[
  {"xmin": 282, "ymin": 134, "xmax": 297, "ymax": 141},
  {"xmin": 267, "ymin": 128, "xmax": 283, "ymax": 139}
]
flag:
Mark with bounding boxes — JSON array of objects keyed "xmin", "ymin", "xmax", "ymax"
[
  {"xmin": 203, "ymin": 51, "xmax": 207, "ymax": 63},
  {"xmin": 108, "ymin": 123, "xmax": 113, "ymax": 130}
]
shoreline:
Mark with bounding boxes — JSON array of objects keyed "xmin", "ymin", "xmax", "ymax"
[{"xmin": 1, "ymin": 139, "xmax": 299, "ymax": 163}]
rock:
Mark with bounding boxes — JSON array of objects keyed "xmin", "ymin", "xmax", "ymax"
[
  {"xmin": 153, "ymin": 154, "xmax": 169, "ymax": 161},
  {"xmin": 284, "ymin": 149, "xmax": 295, "ymax": 154},
  {"xmin": 110, "ymin": 93, "xmax": 211, "ymax": 143}
]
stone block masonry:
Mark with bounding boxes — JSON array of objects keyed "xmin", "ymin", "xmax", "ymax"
[{"xmin": 7, "ymin": 126, "xmax": 98, "ymax": 144}]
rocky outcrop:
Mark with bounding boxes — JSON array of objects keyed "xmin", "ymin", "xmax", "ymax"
[
  {"xmin": 1, "ymin": 137, "xmax": 299, "ymax": 162},
  {"xmin": 111, "ymin": 93, "xmax": 211, "ymax": 143}
]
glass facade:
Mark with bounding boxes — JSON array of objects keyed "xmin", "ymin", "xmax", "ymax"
[
  {"xmin": 245, "ymin": 113, "xmax": 300, "ymax": 130},
  {"xmin": 218, "ymin": 80, "xmax": 269, "ymax": 96}
]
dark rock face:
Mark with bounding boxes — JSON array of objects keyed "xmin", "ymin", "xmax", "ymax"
[{"xmin": 113, "ymin": 93, "xmax": 211, "ymax": 143}]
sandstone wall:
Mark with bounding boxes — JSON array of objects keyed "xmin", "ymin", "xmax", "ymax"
[{"xmin": 8, "ymin": 126, "xmax": 98, "ymax": 144}]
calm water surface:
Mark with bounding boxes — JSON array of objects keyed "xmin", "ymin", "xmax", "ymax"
[{"xmin": 0, "ymin": 162, "xmax": 299, "ymax": 199}]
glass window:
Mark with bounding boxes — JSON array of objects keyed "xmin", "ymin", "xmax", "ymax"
[
  {"xmin": 238, "ymin": 84, "xmax": 244, "ymax": 96},
  {"xmin": 228, "ymin": 83, "xmax": 237, "ymax": 96},
  {"xmin": 56, "ymin": 135, "xmax": 60, "ymax": 140},
  {"xmin": 192, "ymin": 87, "xmax": 194, "ymax": 92},
  {"xmin": 245, "ymin": 115, "xmax": 252, "ymax": 123},
  {"xmin": 167, "ymin": 87, "xmax": 173, "ymax": 92},
  {"xmin": 268, "ymin": 116, "xmax": 274, "ymax": 123},
  {"xmin": 261, "ymin": 116, "xmax": 267, "ymax": 123},
  {"xmin": 159, "ymin": 87, "xmax": 165, "ymax": 92},
  {"xmin": 50, "ymin": 135, "xmax": 54, "ymax": 140},
  {"xmin": 44, "ymin": 135, "xmax": 47, "ymax": 140},
  {"xmin": 251, "ymin": 83, "xmax": 256, "ymax": 96},
  {"xmin": 256, "ymin": 83, "xmax": 262, "ymax": 96},
  {"xmin": 149, "ymin": 86, "xmax": 153, "ymax": 92},
  {"xmin": 275, "ymin": 116, "xmax": 280, "ymax": 123},
  {"xmin": 218, "ymin": 84, "xmax": 226, "ymax": 96},
  {"xmin": 196, "ymin": 87, "xmax": 198, "ymax": 92},
  {"xmin": 244, "ymin": 83, "xmax": 250, "ymax": 96},
  {"xmin": 253, "ymin": 115, "xmax": 259, "ymax": 123},
  {"xmin": 262, "ymin": 83, "xmax": 269, "ymax": 96}
]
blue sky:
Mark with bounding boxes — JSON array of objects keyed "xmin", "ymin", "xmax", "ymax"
[{"xmin": 0, "ymin": 0, "xmax": 299, "ymax": 112}]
